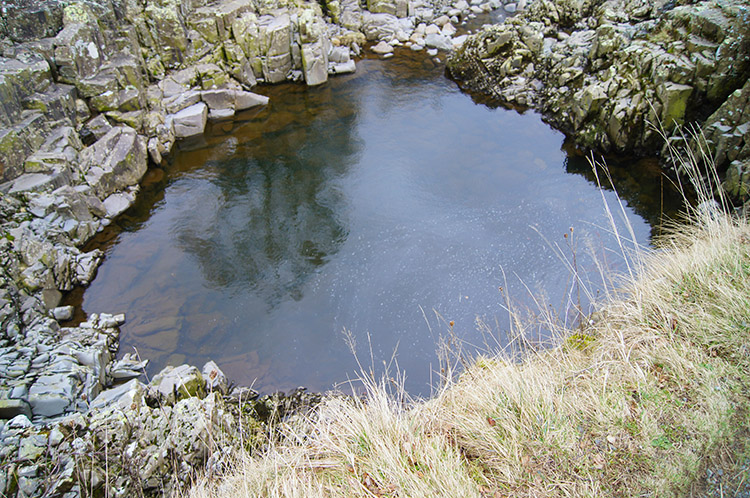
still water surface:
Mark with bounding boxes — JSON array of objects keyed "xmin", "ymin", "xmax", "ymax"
[{"xmin": 71, "ymin": 51, "xmax": 682, "ymax": 395}]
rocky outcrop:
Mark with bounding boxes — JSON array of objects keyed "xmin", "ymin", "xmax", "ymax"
[
  {"xmin": 704, "ymin": 78, "xmax": 750, "ymax": 202},
  {"xmin": 447, "ymin": 0, "xmax": 750, "ymax": 200}
]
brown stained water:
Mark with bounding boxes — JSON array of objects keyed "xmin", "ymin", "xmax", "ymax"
[{"xmin": 67, "ymin": 50, "xmax": 684, "ymax": 396}]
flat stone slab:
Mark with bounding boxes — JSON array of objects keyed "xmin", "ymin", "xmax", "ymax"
[{"xmin": 235, "ymin": 91, "xmax": 269, "ymax": 110}]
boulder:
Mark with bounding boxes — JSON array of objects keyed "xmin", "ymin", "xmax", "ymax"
[
  {"xmin": 368, "ymin": 0, "xmax": 408, "ymax": 18},
  {"xmin": 302, "ymin": 40, "xmax": 329, "ymax": 86},
  {"xmin": 657, "ymin": 82, "xmax": 693, "ymax": 129},
  {"xmin": 172, "ymin": 102, "xmax": 208, "ymax": 138},
  {"xmin": 164, "ymin": 90, "xmax": 202, "ymax": 115},
  {"xmin": 151, "ymin": 364, "xmax": 205, "ymax": 404},
  {"xmin": 0, "ymin": 399, "xmax": 33, "ymax": 419},
  {"xmin": 80, "ymin": 126, "xmax": 147, "ymax": 199},
  {"xmin": 330, "ymin": 60, "xmax": 357, "ymax": 74},
  {"xmin": 362, "ymin": 12, "xmax": 405, "ymax": 41},
  {"xmin": 53, "ymin": 23, "xmax": 105, "ymax": 84},
  {"xmin": 1, "ymin": 0, "xmax": 66, "ymax": 42},
  {"xmin": 258, "ymin": 13, "xmax": 292, "ymax": 83},
  {"xmin": 102, "ymin": 191, "xmax": 136, "ymax": 218},
  {"xmin": 424, "ymin": 33, "xmax": 453, "ymax": 51},
  {"xmin": 201, "ymin": 89, "xmax": 236, "ymax": 120}
]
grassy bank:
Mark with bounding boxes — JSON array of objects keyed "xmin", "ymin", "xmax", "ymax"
[{"xmin": 188, "ymin": 162, "xmax": 750, "ymax": 496}]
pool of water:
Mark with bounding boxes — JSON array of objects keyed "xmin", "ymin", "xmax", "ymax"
[{"xmin": 67, "ymin": 50, "xmax": 683, "ymax": 396}]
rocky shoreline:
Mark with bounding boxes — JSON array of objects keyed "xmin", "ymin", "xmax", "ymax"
[
  {"xmin": 447, "ymin": 0, "xmax": 750, "ymax": 204},
  {"xmin": 0, "ymin": 0, "xmax": 514, "ymax": 494}
]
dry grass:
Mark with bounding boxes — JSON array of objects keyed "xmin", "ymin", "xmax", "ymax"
[{"xmin": 188, "ymin": 145, "xmax": 750, "ymax": 497}]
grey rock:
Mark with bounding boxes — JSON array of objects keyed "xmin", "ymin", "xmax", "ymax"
[
  {"xmin": 330, "ymin": 60, "xmax": 357, "ymax": 74},
  {"xmin": 372, "ymin": 41, "xmax": 395, "ymax": 54},
  {"xmin": 7, "ymin": 414, "xmax": 32, "ymax": 429},
  {"xmin": 151, "ymin": 364, "xmax": 205, "ymax": 404},
  {"xmin": 18, "ymin": 435, "xmax": 47, "ymax": 461},
  {"xmin": 201, "ymin": 89, "xmax": 236, "ymax": 120},
  {"xmin": 0, "ymin": 399, "xmax": 32, "ymax": 420},
  {"xmin": 80, "ymin": 126, "xmax": 148, "ymax": 199},
  {"xmin": 425, "ymin": 33, "xmax": 453, "ymax": 50},
  {"xmin": 202, "ymin": 361, "xmax": 228, "ymax": 394},
  {"xmin": 102, "ymin": 191, "xmax": 136, "ymax": 218},
  {"xmin": 75, "ymin": 250, "xmax": 102, "ymax": 285},
  {"xmin": 52, "ymin": 306, "xmax": 75, "ymax": 321},
  {"xmin": 109, "ymin": 353, "xmax": 148, "ymax": 380},
  {"xmin": 302, "ymin": 39, "xmax": 330, "ymax": 86},
  {"xmin": 235, "ymin": 91, "xmax": 269, "ymax": 110},
  {"xmin": 329, "ymin": 46, "xmax": 351, "ymax": 64},
  {"xmin": 28, "ymin": 392, "xmax": 70, "ymax": 417},
  {"xmin": 90, "ymin": 378, "xmax": 145, "ymax": 410},
  {"xmin": 164, "ymin": 90, "xmax": 202, "ymax": 115},
  {"xmin": 49, "ymin": 426, "xmax": 65, "ymax": 447},
  {"xmin": 172, "ymin": 102, "xmax": 208, "ymax": 138}
]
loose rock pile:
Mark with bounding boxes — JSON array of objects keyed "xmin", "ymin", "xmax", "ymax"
[{"xmin": 447, "ymin": 0, "xmax": 750, "ymax": 202}]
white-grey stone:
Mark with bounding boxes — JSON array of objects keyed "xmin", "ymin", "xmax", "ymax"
[
  {"xmin": 235, "ymin": 91, "xmax": 269, "ymax": 110},
  {"xmin": 52, "ymin": 306, "xmax": 74, "ymax": 321},
  {"xmin": 330, "ymin": 60, "xmax": 357, "ymax": 74},
  {"xmin": 202, "ymin": 361, "xmax": 228, "ymax": 394},
  {"xmin": 424, "ymin": 33, "xmax": 453, "ymax": 51},
  {"xmin": 80, "ymin": 126, "xmax": 147, "ymax": 200},
  {"xmin": 172, "ymin": 103, "xmax": 208, "ymax": 138},
  {"xmin": 329, "ymin": 46, "xmax": 351, "ymax": 64},
  {"xmin": 90, "ymin": 379, "xmax": 144, "ymax": 410},
  {"xmin": 28, "ymin": 392, "xmax": 70, "ymax": 417},
  {"xmin": 75, "ymin": 250, "xmax": 102, "ymax": 285},
  {"xmin": 164, "ymin": 91, "xmax": 202, "ymax": 115},
  {"xmin": 202, "ymin": 89, "xmax": 236, "ymax": 120},
  {"xmin": 151, "ymin": 364, "xmax": 204, "ymax": 404},
  {"xmin": 452, "ymin": 34, "xmax": 469, "ymax": 48},
  {"xmin": 372, "ymin": 41, "xmax": 394, "ymax": 54},
  {"xmin": 302, "ymin": 39, "xmax": 329, "ymax": 86},
  {"xmin": 7, "ymin": 414, "xmax": 32, "ymax": 429},
  {"xmin": 102, "ymin": 192, "xmax": 135, "ymax": 218}
]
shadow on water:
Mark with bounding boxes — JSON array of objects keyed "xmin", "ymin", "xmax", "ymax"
[{"xmin": 64, "ymin": 50, "xmax": 685, "ymax": 396}]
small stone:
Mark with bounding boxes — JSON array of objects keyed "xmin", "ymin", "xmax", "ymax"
[
  {"xmin": 49, "ymin": 426, "xmax": 65, "ymax": 447},
  {"xmin": 371, "ymin": 41, "xmax": 394, "ymax": 54},
  {"xmin": 7, "ymin": 414, "xmax": 32, "ymax": 429},
  {"xmin": 202, "ymin": 361, "xmax": 228, "ymax": 394},
  {"xmin": 52, "ymin": 306, "xmax": 74, "ymax": 321}
]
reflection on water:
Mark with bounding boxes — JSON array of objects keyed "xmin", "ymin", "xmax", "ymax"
[{"xmin": 68, "ymin": 50, "xmax": 683, "ymax": 396}]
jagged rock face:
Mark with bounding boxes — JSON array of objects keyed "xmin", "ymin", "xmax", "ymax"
[
  {"xmin": 0, "ymin": 0, "xmax": 66, "ymax": 42},
  {"xmin": 708, "ymin": 79, "xmax": 750, "ymax": 201},
  {"xmin": 447, "ymin": 0, "xmax": 750, "ymax": 165}
]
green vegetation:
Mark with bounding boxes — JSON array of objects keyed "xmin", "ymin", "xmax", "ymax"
[{"xmin": 188, "ymin": 148, "xmax": 750, "ymax": 497}]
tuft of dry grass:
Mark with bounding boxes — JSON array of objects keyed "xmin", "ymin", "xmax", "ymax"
[{"xmin": 188, "ymin": 143, "xmax": 750, "ymax": 498}]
